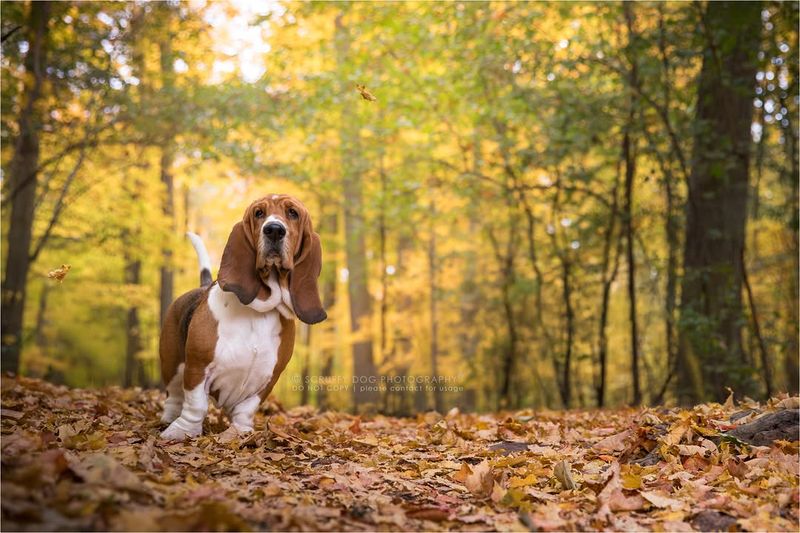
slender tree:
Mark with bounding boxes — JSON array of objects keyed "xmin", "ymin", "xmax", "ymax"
[
  {"xmin": 335, "ymin": 12, "xmax": 380, "ymax": 410},
  {"xmin": 677, "ymin": 1, "xmax": 762, "ymax": 403},
  {"xmin": 1, "ymin": 2, "xmax": 52, "ymax": 374},
  {"xmin": 158, "ymin": 8, "xmax": 176, "ymax": 328}
]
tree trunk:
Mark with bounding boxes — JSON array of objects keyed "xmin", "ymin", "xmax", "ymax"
[
  {"xmin": 776, "ymin": 48, "xmax": 799, "ymax": 394},
  {"xmin": 741, "ymin": 251, "xmax": 771, "ymax": 396},
  {"xmin": 316, "ymin": 208, "xmax": 338, "ymax": 410},
  {"xmin": 560, "ymin": 256, "xmax": 574, "ymax": 409},
  {"xmin": 1, "ymin": 1, "xmax": 52, "ymax": 375},
  {"xmin": 458, "ymin": 203, "xmax": 480, "ymax": 410},
  {"xmin": 677, "ymin": 1, "xmax": 762, "ymax": 403},
  {"xmin": 427, "ymin": 204, "xmax": 443, "ymax": 413},
  {"xmin": 34, "ymin": 284, "xmax": 50, "ymax": 352},
  {"xmin": 623, "ymin": 2, "xmax": 642, "ymax": 406},
  {"xmin": 124, "ymin": 259, "xmax": 143, "ymax": 388},
  {"xmin": 596, "ymin": 170, "xmax": 622, "ymax": 407},
  {"xmin": 299, "ymin": 323, "xmax": 312, "ymax": 405},
  {"xmin": 487, "ymin": 215, "xmax": 519, "ymax": 410},
  {"xmin": 335, "ymin": 13, "xmax": 379, "ymax": 411},
  {"xmin": 158, "ymin": 30, "xmax": 175, "ymax": 327}
]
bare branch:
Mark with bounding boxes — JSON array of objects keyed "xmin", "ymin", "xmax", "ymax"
[{"xmin": 28, "ymin": 143, "xmax": 89, "ymax": 263}]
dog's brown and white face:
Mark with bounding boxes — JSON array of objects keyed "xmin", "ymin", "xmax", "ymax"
[
  {"xmin": 246, "ymin": 194, "xmax": 306, "ymax": 272},
  {"xmin": 217, "ymin": 194, "xmax": 327, "ymax": 324}
]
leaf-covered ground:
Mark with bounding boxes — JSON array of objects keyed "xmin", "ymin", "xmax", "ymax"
[{"xmin": 1, "ymin": 376, "xmax": 798, "ymax": 532}]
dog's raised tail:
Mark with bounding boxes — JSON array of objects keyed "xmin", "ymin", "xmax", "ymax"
[{"xmin": 186, "ymin": 232, "xmax": 213, "ymax": 287}]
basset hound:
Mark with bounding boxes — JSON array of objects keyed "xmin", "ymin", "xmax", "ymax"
[{"xmin": 159, "ymin": 194, "xmax": 326, "ymax": 440}]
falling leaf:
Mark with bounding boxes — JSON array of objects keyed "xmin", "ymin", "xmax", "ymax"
[
  {"xmin": 356, "ymin": 84, "xmax": 377, "ymax": 102},
  {"xmin": 47, "ymin": 264, "xmax": 71, "ymax": 283}
]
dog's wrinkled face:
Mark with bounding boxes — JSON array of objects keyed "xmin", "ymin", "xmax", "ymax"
[
  {"xmin": 217, "ymin": 194, "xmax": 326, "ymax": 324},
  {"xmin": 245, "ymin": 194, "xmax": 306, "ymax": 273}
]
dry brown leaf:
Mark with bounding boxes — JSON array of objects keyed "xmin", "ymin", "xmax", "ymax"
[
  {"xmin": 1, "ymin": 376, "xmax": 797, "ymax": 532},
  {"xmin": 47, "ymin": 264, "xmax": 71, "ymax": 283},
  {"xmin": 592, "ymin": 429, "xmax": 632, "ymax": 452},
  {"xmin": 641, "ymin": 490, "xmax": 686, "ymax": 510},
  {"xmin": 775, "ymin": 396, "xmax": 800, "ymax": 410},
  {"xmin": 356, "ymin": 84, "xmax": 377, "ymax": 102},
  {"xmin": 553, "ymin": 459, "xmax": 577, "ymax": 490},
  {"xmin": 455, "ymin": 460, "xmax": 493, "ymax": 498}
]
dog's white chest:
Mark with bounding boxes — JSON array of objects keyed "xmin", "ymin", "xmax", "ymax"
[{"xmin": 206, "ymin": 285, "xmax": 282, "ymax": 409}]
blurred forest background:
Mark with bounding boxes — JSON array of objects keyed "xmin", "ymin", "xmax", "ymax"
[{"xmin": 1, "ymin": 1, "xmax": 797, "ymax": 413}]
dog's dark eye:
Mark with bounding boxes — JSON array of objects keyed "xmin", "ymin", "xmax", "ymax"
[
  {"xmin": 287, "ymin": 207, "xmax": 299, "ymax": 220},
  {"xmin": 254, "ymin": 208, "xmax": 265, "ymax": 219}
]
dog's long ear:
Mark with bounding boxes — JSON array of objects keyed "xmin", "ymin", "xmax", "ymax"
[
  {"xmin": 289, "ymin": 223, "xmax": 326, "ymax": 324},
  {"xmin": 218, "ymin": 222, "xmax": 261, "ymax": 305}
]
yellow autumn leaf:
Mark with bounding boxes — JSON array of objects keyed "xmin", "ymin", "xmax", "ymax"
[
  {"xmin": 621, "ymin": 470, "xmax": 642, "ymax": 490},
  {"xmin": 509, "ymin": 473, "xmax": 538, "ymax": 488}
]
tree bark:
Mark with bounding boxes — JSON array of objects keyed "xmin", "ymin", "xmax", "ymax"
[
  {"xmin": 158, "ymin": 26, "xmax": 175, "ymax": 327},
  {"xmin": 657, "ymin": 7, "xmax": 680, "ymax": 404},
  {"xmin": 457, "ymin": 135, "xmax": 481, "ymax": 411},
  {"xmin": 316, "ymin": 208, "xmax": 338, "ymax": 411},
  {"xmin": 335, "ymin": 13, "xmax": 380, "ymax": 411},
  {"xmin": 487, "ymin": 205, "xmax": 519, "ymax": 410},
  {"xmin": 727, "ymin": 409, "xmax": 799, "ymax": 446},
  {"xmin": 427, "ymin": 203, "xmax": 443, "ymax": 413},
  {"xmin": 677, "ymin": 1, "xmax": 762, "ymax": 403},
  {"xmin": 298, "ymin": 323, "xmax": 311, "ymax": 405},
  {"xmin": 596, "ymin": 167, "xmax": 622, "ymax": 407},
  {"xmin": 1, "ymin": 1, "xmax": 52, "ymax": 375},
  {"xmin": 124, "ymin": 259, "xmax": 143, "ymax": 388},
  {"xmin": 623, "ymin": 2, "xmax": 642, "ymax": 406},
  {"xmin": 775, "ymin": 32, "xmax": 799, "ymax": 393},
  {"xmin": 560, "ymin": 256, "xmax": 574, "ymax": 409}
]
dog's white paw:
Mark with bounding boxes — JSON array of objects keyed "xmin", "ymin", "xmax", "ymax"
[
  {"xmin": 160, "ymin": 406, "xmax": 182, "ymax": 425},
  {"xmin": 231, "ymin": 423, "xmax": 254, "ymax": 434},
  {"xmin": 160, "ymin": 418, "xmax": 202, "ymax": 441}
]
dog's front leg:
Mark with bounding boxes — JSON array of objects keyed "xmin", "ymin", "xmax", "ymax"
[
  {"xmin": 228, "ymin": 395, "xmax": 261, "ymax": 433},
  {"xmin": 160, "ymin": 381, "xmax": 208, "ymax": 440}
]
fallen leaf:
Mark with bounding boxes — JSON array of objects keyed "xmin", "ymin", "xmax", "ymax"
[
  {"xmin": 508, "ymin": 473, "xmax": 538, "ymax": 488},
  {"xmin": 67, "ymin": 452, "xmax": 145, "ymax": 493},
  {"xmin": 776, "ymin": 396, "xmax": 800, "ymax": 410},
  {"xmin": 593, "ymin": 429, "xmax": 632, "ymax": 452},
  {"xmin": 553, "ymin": 460, "xmax": 577, "ymax": 490},
  {"xmin": 641, "ymin": 490, "xmax": 685, "ymax": 510},
  {"xmin": 455, "ymin": 460, "xmax": 493, "ymax": 498}
]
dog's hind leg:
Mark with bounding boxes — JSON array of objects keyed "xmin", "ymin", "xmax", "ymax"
[
  {"xmin": 227, "ymin": 395, "xmax": 261, "ymax": 433},
  {"xmin": 160, "ymin": 363, "xmax": 185, "ymax": 424}
]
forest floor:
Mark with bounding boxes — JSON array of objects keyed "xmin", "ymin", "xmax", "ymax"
[{"xmin": 1, "ymin": 376, "xmax": 798, "ymax": 532}]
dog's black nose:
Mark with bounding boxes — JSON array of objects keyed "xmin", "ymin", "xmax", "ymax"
[{"xmin": 263, "ymin": 222, "xmax": 286, "ymax": 240}]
